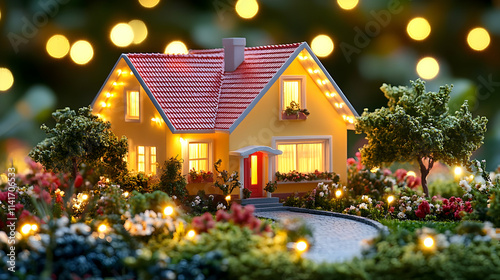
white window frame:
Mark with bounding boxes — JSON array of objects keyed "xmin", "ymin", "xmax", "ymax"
[
  {"xmin": 272, "ymin": 136, "xmax": 332, "ymax": 176},
  {"xmin": 125, "ymin": 90, "xmax": 141, "ymax": 122},
  {"xmin": 279, "ymin": 76, "xmax": 306, "ymax": 120},
  {"xmin": 136, "ymin": 145, "xmax": 157, "ymax": 175},
  {"xmin": 182, "ymin": 139, "xmax": 214, "ymax": 176}
]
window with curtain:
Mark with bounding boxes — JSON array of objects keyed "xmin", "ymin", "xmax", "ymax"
[
  {"xmin": 126, "ymin": 91, "xmax": 140, "ymax": 120},
  {"xmin": 282, "ymin": 80, "xmax": 301, "ymax": 110},
  {"xmin": 188, "ymin": 143, "xmax": 209, "ymax": 172},
  {"xmin": 137, "ymin": 146, "xmax": 145, "ymax": 172},
  {"xmin": 150, "ymin": 147, "xmax": 157, "ymax": 175},
  {"xmin": 277, "ymin": 142, "xmax": 325, "ymax": 173}
]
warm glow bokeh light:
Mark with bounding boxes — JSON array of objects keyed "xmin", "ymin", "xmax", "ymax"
[
  {"xmin": 337, "ymin": 0, "xmax": 359, "ymax": 10},
  {"xmin": 235, "ymin": 0, "xmax": 259, "ymax": 19},
  {"xmin": 387, "ymin": 195, "xmax": 395, "ymax": 204},
  {"xmin": 110, "ymin": 23, "xmax": 134, "ymax": 47},
  {"xmin": 98, "ymin": 224, "xmax": 107, "ymax": 233},
  {"xmin": 454, "ymin": 167, "xmax": 463, "ymax": 176},
  {"xmin": 467, "ymin": 27, "xmax": 490, "ymax": 51},
  {"xmin": 186, "ymin": 230, "xmax": 196, "ymax": 239},
  {"xmin": 407, "ymin": 17, "xmax": 431, "ymax": 41},
  {"xmin": 335, "ymin": 190, "xmax": 342, "ymax": 198},
  {"xmin": 70, "ymin": 40, "xmax": 94, "ymax": 65},
  {"xmin": 0, "ymin": 68, "xmax": 14, "ymax": 91},
  {"xmin": 423, "ymin": 236, "xmax": 434, "ymax": 248},
  {"xmin": 296, "ymin": 241, "xmax": 308, "ymax": 252},
  {"xmin": 416, "ymin": 57, "xmax": 439, "ymax": 80},
  {"xmin": 165, "ymin": 41, "xmax": 188, "ymax": 54},
  {"xmin": 138, "ymin": 0, "xmax": 160, "ymax": 8},
  {"xmin": 407, "ymin": 171, "xmax": 417, "ymax": 178},
  {"xmin": 164, "ymin": 206, "xmax": 174, "ymax": 216},
  {"xmin": 21, "ymin": 224, "xmax": 32, "ymax": 235},
  {"xmin": 129, "ymin": 19, "xmax": 148, "ymax": 44},
  {"xmin": 311, "ymin": 34, "xmax": 334, "ymax": 57},
  {"xmin": 46, "ymin": 34, "xmax": 70, "ymax": 59}
]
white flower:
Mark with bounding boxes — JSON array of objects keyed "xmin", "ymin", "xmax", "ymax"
[
  {"xmin": 359, "ymin": 203, "xmax": 368, "ymax": 210},
  {"xmin": 217, "ymin": 203, "xmax": 226, "ymax": 210},
  {"xmin": 401, "ymin": 196, "xmax": 410, "ymax": 201},
  {"xmin": 349, "ymin": 205, "xmax": 356, "ymax": 211},
  {"xmin": 406, "ymin": 206, "xmax": 412, "ymax": 212},
  {"xmin": 397, "ymin": 212, "xmax": 406, "ymax": 219},
  {"xmin": 319, "ymin": 192, "xmax": 324, "ymax": 197},
  {"xmin": 317, "ymin": 182, "xmax": 324, "ymax": 187},
  {"xmin": 479, "ymin": 185, "xmax": 486, "ymax": 192},
  {"xmin": 459, "ymin": 180, "xmax": 471, "ymax": 192},
  {"xmin": 209, "ymin": 195, "xmax": 214, "ymax": 200},
  {"xmin": 172, "ymin": 195, "xmax": 177, "ymax": 200}
]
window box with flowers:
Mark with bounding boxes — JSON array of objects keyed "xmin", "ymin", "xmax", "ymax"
[
  {"xmin": 188, "ymin": 169, "xmax": 214, "ymax": 183},
  {"xmin": 281, "ymin": 101, "xmax": 310, "ymax": 120},
  {"xmin": 275, "ymin": 170, "xmax": 340, "ymax": 183}
]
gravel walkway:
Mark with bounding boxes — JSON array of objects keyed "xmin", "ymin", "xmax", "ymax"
[{"xmin": 256, "ymin": 210, "xmax": 382, "ymax": 263}]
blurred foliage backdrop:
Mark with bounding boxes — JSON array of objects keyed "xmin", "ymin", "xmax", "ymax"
[{"xmin": 0, "ymin": 0, "xmax": 499, "ymax": 172}]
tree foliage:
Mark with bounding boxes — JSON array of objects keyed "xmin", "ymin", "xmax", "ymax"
[
  {"xmin": 157, "ymin": 156, "xmax": 188, "ymax": 201},
  {"xmin": 29, "ymin": 106, "xmax": 128, "ymax": 179},
  {"xmin": 356, "ymin": 79, "xmax": 488, "ymax": 196}
]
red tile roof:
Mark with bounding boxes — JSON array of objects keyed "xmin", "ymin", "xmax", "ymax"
[{"xmin": 125, "ymin": 42, "xmax": 302, "ymax": 131}]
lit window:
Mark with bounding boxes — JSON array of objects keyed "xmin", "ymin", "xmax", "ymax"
[
  {"xmin": 188, "ymin": 143, "xmax": 209, "ymax": 172},
  {"xmin": 150, "ymin": 147, "xmax": 157, "ymax": 175},
  {"xmin": 281, "ymin": 76, "xmax": 305, "ymax": 111},
  {"xmin": 137, "ymin": 146, "xmax": 145, "ymax": 172},
  {"xmin": 277, "ymin": 142, "xmax": 325, "ymax": 173},
  {"xmin": 251, "ymin": 155, "xmax": 258, "ymax": 185},
  {"xmin": 126, "ymin": 91, "xmax": 140, "ymax": 120}
]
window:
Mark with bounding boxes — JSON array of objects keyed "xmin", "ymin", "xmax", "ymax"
[
  {"xmin": 274, "ymin": 136, "xmax": 331, "ymax": 174},
  {"xmin": 126, "ymin": 91, "xmax": 140, "ymax": 120},
  {"xmin": 280, "ymin": 76, "xmax": 305, "ymax": 111},
  {"xmin": 150, "ymin": 147, "xmax": 157, "ymax": 175},
  {"xmin": 188, "ymin": 143, "xmax": 209, "ymax": 172},
  {"xmin": 137, "ymin": 146, "xmax": 145, "ymax": 172},
  {"xmin": 251, "ymin": 155, "xmax": 258, "ymax": 185}
]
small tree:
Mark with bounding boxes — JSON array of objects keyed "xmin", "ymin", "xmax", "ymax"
[
  {"xmin": 157, "ymin": 156, "xmax": 188, "ymax": 201},
  {"xmin": 29, "ymin": 106, "xmax": 128, "ymax": 179},
  {"xmin": 356, "ymin": 79, "xmax": 488, "ymax": 197}
]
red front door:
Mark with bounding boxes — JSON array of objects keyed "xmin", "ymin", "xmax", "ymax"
[{"xmin": 244, "ymin": 152, "xmax": 263, "ymax": 198}]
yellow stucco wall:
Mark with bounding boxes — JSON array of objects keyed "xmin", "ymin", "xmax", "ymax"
[{"xmin": 229, "ymin": 57, "xmax": 348, "ymax": 194}]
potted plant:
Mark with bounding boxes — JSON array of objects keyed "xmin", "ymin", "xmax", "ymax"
[
  {"xmin": 282, "ymin": 101, "xmax": 310, "ymax": 120},
  {"xmin": 264, "ymin": 181, "xmax": 278, "ymax": 194},
  {"xmin": 188, "ymin": 169, "xmax": 213, "ymax": 183},
  {"xmin": 242, "ymin": 188, "xmax": 252, "ymax": 199}
]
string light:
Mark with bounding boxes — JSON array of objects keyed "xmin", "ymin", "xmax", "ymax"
[
  {"xmin": 46, "ymin": 34, "xmax": 70, "ymax": 59},
  {"xmin": 0, "ymin": 68, "xmax": 14, "ymax": 91},
  {"xmin": 311, "ymin": 34, "xmax": 334, "ymax": 57},
  {"xmin": 110, "ymin": 23, "xmax": 134, "ymax": 47},
  {"xmin": 235, "ymin": 0, "xmax": 259, "ymax": 19},
  {"xmin": 129, "ymin": 19, "xmax": 148, "ymax": 44},
  {"xmin": 407, "ymin": 17, "xmax": 431, "ymax": 41},
  {"xmin": 416, "ymin": 57, "xmax": 439, "ymax": 80},
  {"xmin": 70, "ymin": 40, "xmax": 94, "ymax": 65}
]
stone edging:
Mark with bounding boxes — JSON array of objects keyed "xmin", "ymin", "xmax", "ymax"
[{"xmin": 284, "ymin": 206, "xmax": 389, "ymax": 233}]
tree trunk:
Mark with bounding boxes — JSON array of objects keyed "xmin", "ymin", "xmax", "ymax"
[
  {"xmin": 72, "ymin": 157, "xmax": 78, "ymax": 179},
  {"xmin": 417, "ymin": 157, "xmax": 434, "ymax": 197}
]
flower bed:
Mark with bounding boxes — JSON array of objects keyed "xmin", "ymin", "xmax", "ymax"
[{"xmin": 275, "ymin": 170, "xmax": 340, "ymax": 182}]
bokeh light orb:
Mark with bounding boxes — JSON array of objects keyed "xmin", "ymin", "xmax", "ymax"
[
  {"xmin": 407, "ymin": 17, "xmax": 431, "ymax": 41},
  {"xmin": 235, "ymin": 0, "xmax": 259, "ymax": 19},
  {"xmin": 46, "ymin": 34, "xmax": 70, "ymax": 59},
  {"xmin": 138, "ymin": 0, "xmax": 160, "ymax": 8},
  {"xmin": 337, "ymin": 0, "xmax": 359, "ymax": 10},
  {"xmin": 416, "ymin": 57, "xmax": 439, "ymax": 80},
  {"xmin": 110, "ymin": 23, "xmax": 134, "ymax": 47},
  {"xmin": 70, "ymin": 40, "xmax": 94, "ymax": 65},
  {"xmin": 164, "ymin": 41, "xmax": 188, "ymax": 54},
  {"xmin": 0, "ymin": 68, "xmax": 14, "ymax": 91},
  {"xmin": 129, "ymin": 20, "xmax": 148, "ymax": 44},
  {"xmin": 311, "ymin": 35, "xmax": 334, "ymax": 57},
  {"xmin": 467, "ymin": 27, "xmax": 490, "ymax": 51}
]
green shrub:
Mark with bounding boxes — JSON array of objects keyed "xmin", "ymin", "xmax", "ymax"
[
  {"xmin": 157, "ymin": 156, "xmax": 188, "ymax": 201},
  {"xmin": 428, "ymin": 179, "xmax": 464, "ymax": 198},
  {"xmin": 380, "ymin": 219, "xmax": 460, "ymax": 234},
  {"xmin": 117, "ymin": 171, "xmax": 152, "ymax": 193},
  {"xmin": 128, "ymin": 190, "xmax": 174, "ymax": 216}
]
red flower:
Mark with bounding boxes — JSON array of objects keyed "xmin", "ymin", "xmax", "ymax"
[
  {"xmin": 0, "ymin": 192, "xmax": 7, "ymax": 201},
  {"xmin": 74, "ymin": 174, "xmax": 83, "ymax": 188},
  {"xmin": 415, "ymin": 200, "xmax": 430, "ymax": 219}
]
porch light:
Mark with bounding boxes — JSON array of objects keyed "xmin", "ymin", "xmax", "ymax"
[
  {"xmin": 295, "ymin": 240, "xmax": 308, "ymax": 252},
  {"xmin": 335, "ymin": 190, "xmax": 342, "ymax": 198},
  {"xmin": 164, "ymin": 206, "xmax": 174, "ymax": 216},
  {"xmin": 387, "ymin": 195, "xmax": 395, "ymax": 204}
]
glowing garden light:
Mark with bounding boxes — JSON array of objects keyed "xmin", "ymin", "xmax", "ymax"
[
  {"xmin": 416, "ymin": 57, "xmax": 439, "ymax": 80},
  {"xmin": 387, "ymin": 195, "xmax": 395, "ymax": 204},
  {"xmin": 225, "ymin": 195, "xmax": 232, "ymax": 202},
  {"xmin": 467, "ymin": 27, "xmax": 490, "ymax": 51},
  {"xmin": 235, "ymin": 0, "xmax": 259, "ymax": 19},
  {"xmin": 21, "ymin": 224, "xmax": 32, "ymax": 235},
  {"xmin": 311, "ymin": 35, "xmax": 334, "ymax": 57},
  {"xmin": 407, "ymin": 171, "xmax": 417, "ymax": 178},
  {"xmin": 337, "ymin": 0, "xmax": 358, "ymax": 10},
  {"xmin": 335, "ymin": 190, "xmax": 342, "ymax": 198},
  {"xmin": 164, "ymin": 41, "xmax": 188, "ymax": 54},
  {"xmin": 110, "ymin": 23, "xmax": 134, "ymax": 47},
  {"xmin": 0, "ymin": 67, "xmax": 14, "ymax": 91},
  {"xmin": 70, "ymin": 40, "xmax": 94, "ymax": 65},
  {"xmin": 82, "ymin": 194, "xmax": 89, "ymax": 200},
  {"xmin": 123, "ymin": 191, "xmax": 129, "ymax": 198},
  {"xmin": 186, "ymin": 230, "xmax": 196, "ymax": 240},
  {"xmin": 407, "ymin": 17, "xmax": 431, "ymax": 41},
  {"xmin": 163, "ymin": 206, "xmax": 174, "ymax": 216},
  {"xmin": 46, "ymin": 34, "xmax": 70, "ymax": 59},
  {"xmin": 295, "ymin": 240, "xmax": 308, "ymax": 252},
  {"xmin": 97, "ymin": 224, "xmax": 108, "ymax": 233},
  {"xmin": 454, "ymin": 167, "xmax": 463, "ymax": 176},
  {"xmin": 423, "ymin": 236, "xmax": 434, "ymax": 248}
]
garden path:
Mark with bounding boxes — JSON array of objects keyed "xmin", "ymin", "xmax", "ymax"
[{"xmin": 255, "ymin": 210, "xmax": 381, "ymax": 263}]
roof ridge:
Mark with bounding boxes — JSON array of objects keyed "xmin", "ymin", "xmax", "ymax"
[{"xmin": 212, "ymin": 65, "xmax": 225, "ymax": 128}]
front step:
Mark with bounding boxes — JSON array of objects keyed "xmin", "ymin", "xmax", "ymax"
[{"xmin": 240, "ymin": 197, "xmax": 284, "ymax": 212}]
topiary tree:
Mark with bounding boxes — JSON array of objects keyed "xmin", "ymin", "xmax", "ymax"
[
  {"xmin": 29, "ymin": 106, "xmax": 128, "ymax": 179},
  {"xmin": 356, "ymin": 79, "xmax": 488, "ymax": 197}
]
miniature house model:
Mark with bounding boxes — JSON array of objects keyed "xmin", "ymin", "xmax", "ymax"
[{"xmin": 91, "ymin": 38, "xmax": 358, "ymax": 198}]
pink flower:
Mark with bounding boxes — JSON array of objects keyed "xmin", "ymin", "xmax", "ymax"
[{"xmin": 347, "ymin": 158, "xmax": 357, "ymax": 165}]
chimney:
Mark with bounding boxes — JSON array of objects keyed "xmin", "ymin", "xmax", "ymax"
[{"xmin": 222, "ymin": 38, "xmax": 246, "ymax": 72}]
